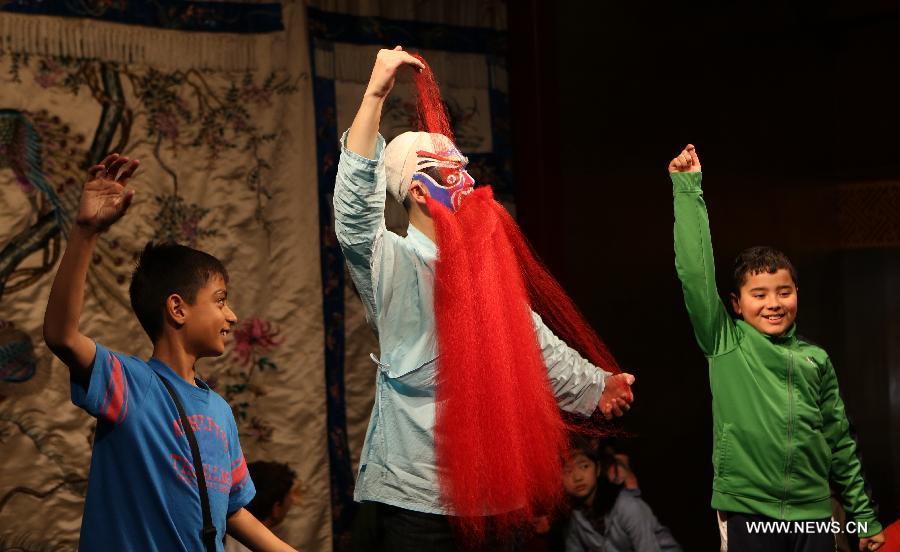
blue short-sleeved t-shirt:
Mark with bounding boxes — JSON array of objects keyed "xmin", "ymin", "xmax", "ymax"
[{"xmin": 71, "ymin": 342, "xmax": 255, "ymax": 551}]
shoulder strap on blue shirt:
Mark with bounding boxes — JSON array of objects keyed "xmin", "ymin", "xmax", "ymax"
[{"xmin": 158, "ymin": 375, "xmax": 218, "ymax": 552}]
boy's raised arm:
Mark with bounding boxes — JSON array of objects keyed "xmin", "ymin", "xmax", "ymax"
[
  {"xmin": 670, "ymin": 145, "xmax": 737, "ymax": 356},
  {"xmin": 43, "ymin": 154, "xmax": 139, "ymax": 385}
]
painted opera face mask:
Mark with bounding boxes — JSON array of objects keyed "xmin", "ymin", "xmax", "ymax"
[{"xmin": 411, "ymin": 146, "xmax": 475, "ymax": 212}]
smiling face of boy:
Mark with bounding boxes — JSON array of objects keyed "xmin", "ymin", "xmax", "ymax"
[
  {"xmin": 731, "ymin": 268, "xmax": 798, "ymax": 336},
  {"xmin": 181, "ymin": 273, "xmax": 237, "ymax": 357}
]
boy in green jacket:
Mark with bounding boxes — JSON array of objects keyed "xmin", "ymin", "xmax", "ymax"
[{"xmin": 669, "ymin": 144, "xmax": 885, "ymax": 551}]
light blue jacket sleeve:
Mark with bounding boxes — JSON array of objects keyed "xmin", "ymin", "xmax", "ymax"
[
  {"xmin": 333, "ymin": 130, "xmax": 388, "ymax": 329},
  {"xmin": 532, "ymin": 311, "xmax": 608, "ymax": 416}
]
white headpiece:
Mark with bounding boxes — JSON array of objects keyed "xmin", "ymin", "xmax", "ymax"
[{"xmin": 384, "ymin": 131, "xmax": 457, "ymax": 202}]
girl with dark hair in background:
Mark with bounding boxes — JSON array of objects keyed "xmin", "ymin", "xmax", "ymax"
[{"xmin": 562, "ymin": 438, "xmax": 681, "ymax": 552}]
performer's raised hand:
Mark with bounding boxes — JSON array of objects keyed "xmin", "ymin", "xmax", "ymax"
[
  {"xmin": 599, "ymin": 372, "xmax": 635, "ymax": 419},
  {"xmin": 667, "ymin": 144, "xmax": 702, "ymax": 173},
  {"xmin": 349, "ymin": 46, "xmax": 425, "ymax": 158},
  {"xmin": 76, "ymin": 153, "xmax": 140, "ymax": 233},
  {"xmin": 365, "ymin": 46, "xmax": 426, "ymax": 99}
]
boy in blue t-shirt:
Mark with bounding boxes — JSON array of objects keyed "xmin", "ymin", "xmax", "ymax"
[{"xmin": 43, "ymin": 153, "xmax": 294, "ymax": 551}]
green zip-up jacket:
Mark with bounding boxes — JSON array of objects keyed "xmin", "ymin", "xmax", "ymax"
[{"xmin": 672, "ymin": 172, "xmax": 881, "ymax": 537}]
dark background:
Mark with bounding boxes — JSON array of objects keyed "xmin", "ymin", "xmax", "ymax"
[{"xmin": 509, "ymin": 1, "xmax": 900, "ymax": 548}]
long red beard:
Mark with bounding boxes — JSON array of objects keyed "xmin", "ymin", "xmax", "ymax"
[
  {"xmin": 413, "ymin": 52, "xmax": 621, "ymax": 543},
  {"xmin": 429, "ymin": 187, "xmax": 569, "ymax": 541}
]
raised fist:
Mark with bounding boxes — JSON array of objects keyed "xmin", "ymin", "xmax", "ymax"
[{"xmin": 668, "ymin": 144, "xmax": 701, "ymax": 173}]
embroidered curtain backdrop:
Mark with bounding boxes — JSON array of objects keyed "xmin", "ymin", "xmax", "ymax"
[
  {"xmin": 0, "ymin": 0, "xmax": 510, "ymax": 549},
  {"xmin": 0, "ymin": 3, "xmax": 330, "ymax": 550}
]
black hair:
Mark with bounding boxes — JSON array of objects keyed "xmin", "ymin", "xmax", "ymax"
[
  {"xmin": 129, "ymin": 242, "xmax": 228, "ymax": 341},
  {"xmin": 732, "ymin": 246, "xmax": 798, "ymax": 294},
  {"xmin": 567, "ymin": 435, "xmax": 622, "ymax": 534},
  {"xmin": 245, "ymin": 461, "xmax": 297, "ymax": 521}
]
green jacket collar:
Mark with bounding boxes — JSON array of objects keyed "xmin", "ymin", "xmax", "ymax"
[{"xmin": 736, "ymin": 318, "xmax": 798, "ymax": 345}]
